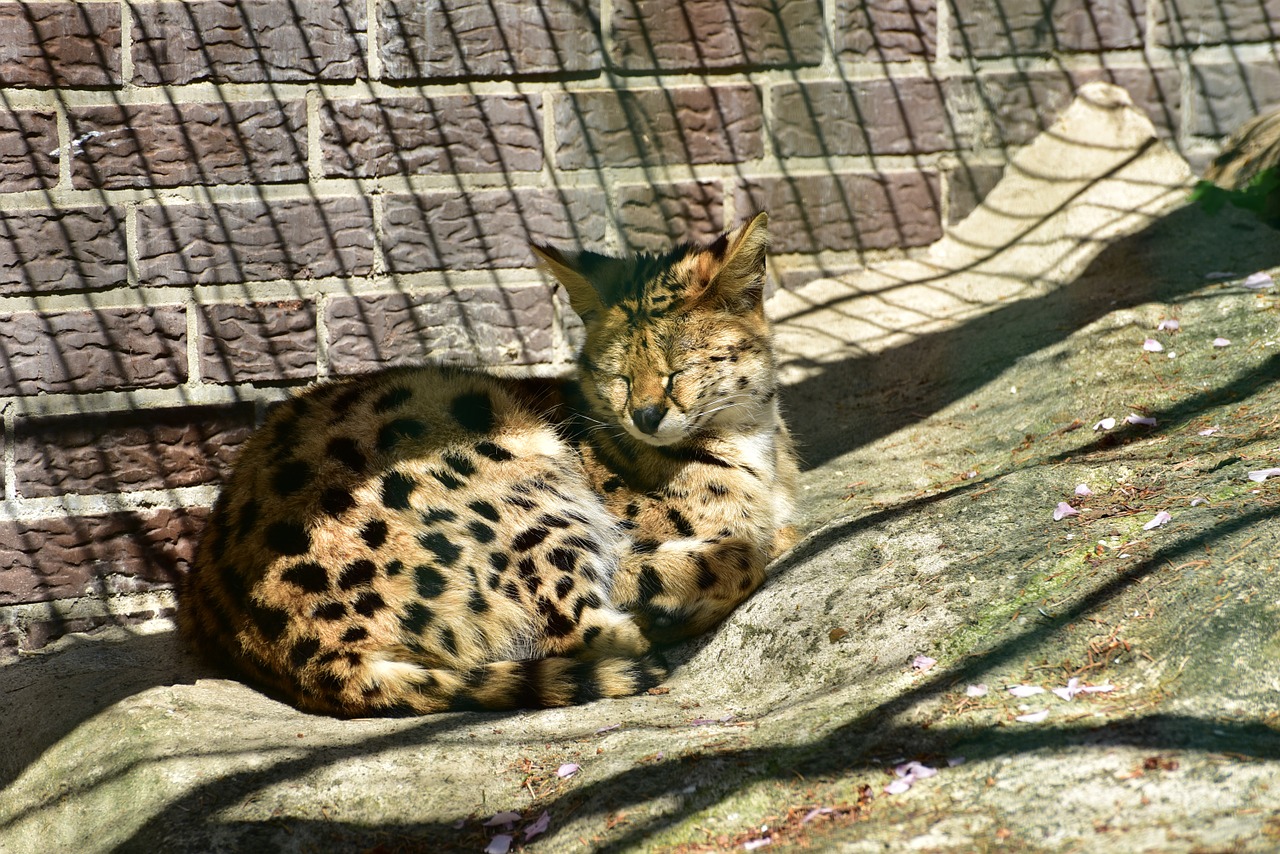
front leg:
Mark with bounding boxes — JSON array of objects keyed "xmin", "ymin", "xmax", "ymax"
[{"xmin": 611, "ymin": 536, "xmax": 768, "ymax": 644}]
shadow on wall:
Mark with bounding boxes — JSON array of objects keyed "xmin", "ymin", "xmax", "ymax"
[{"xmin": 0, "ymin": 3, "xmax": 1277, "ymax": 649}]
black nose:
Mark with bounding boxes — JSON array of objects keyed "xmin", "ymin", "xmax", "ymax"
[{"xmin": 631, "ymin": 405, "xmax": 666, "ymax": 435}]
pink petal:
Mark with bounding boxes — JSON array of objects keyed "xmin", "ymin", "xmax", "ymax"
[
  {"xmin": 557, "ymin": 763, "xmax": 580, "ymax": 778},
  {"xmin": 895, "ymin": 761, "xmax": 937, "ymax": 780},
  {"xmin": 1191, "ymin": 497, "xmax": 1207, "ymax": 506},
  {"xmin": 1213, "ymin": 337, "xmax": 1231, "ymax": 348},
  {"xmin": 884, "ymin": 778, "xmax": 913, "ymax": 795},
  {"xmin": 595, "ymin": 723, "xmax": 621, "ymax": 734},
  {"xmin": 1242, "ymin": 271, "xmax": 1275, "ymax": 289},
  {"xmin": 1143, "ymin": 511, "xmax": 1172, "ymax": 530},
  {"xmin": 802, "ymin": 807, "xmax": 834, "ymax": 824},
  {"xmin": 1156, "ymin": 319, "xmax": 1180, "ymax": 331},
  {"xmin": 483, "ymin": 811, "xmax": 521, "ymax": 828},
  {"xmin": 484, "ymin": 834, "xmax": 514, "ymax": 854},
  {"xmin": 1205, "ymin": 271, "xmax": 1236, "ymax": 280},
  {"xmin": 1125, "ymin": 414, "xmax": 1157, "ymax": 426},
  {"xmin": 912, "ymin": 655, "xmax": 937, "ymax": 672},
  {"xmin": 1248, "ymin": 468, "xmax": 1280, "ymax": 482},
  {"xmin": 1053, "ymin": 502, "xmax": 1079, "ymax": 521},
  {"xmin": 966, "ymin": 683, "xmax": 989, "ymax": 697},
  {"xmin": 1093, "ymin": 418, "xmax": 1116, "ymax": 431},
  {"xmin": 1143, "ymin": 338, "xmax": 1164, "ymax": 352},
  {"xmin": 1198, "ymin": 427, "xmax": 1218, "ymax": 436},
  {"xmin": 744, "ymin": 838, "xmax": 773, "ymax": 851},
  {"xmin": 1080, "ymin": 683, "xmax": 1115, "ymax": 694},
  {"xmin": 1007, "ymin": 685, "xmax": 1046, "ymax": 698},
  {"xmin": 1052, "ymin": 678, "xmax": 1081, "ymax": 701},
  {"xmin": 1074, "ymin": 484, "xmax": 1093, "ymax": 497},
  {"xmin": 523, "ymin": 811, "xmax": 551, "ymax": 841},
  {"xmin": 1015, "ymin": 709, "xmax": 1050, "ymax": 723}
]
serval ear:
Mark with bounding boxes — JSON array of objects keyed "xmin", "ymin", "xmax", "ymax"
[
  {"xmin": 694, "ymin": 212, "xmax": 769, "ymax": 314},
  {"xmin": 530, "ymin": 243, "xmax": 628, "ymax": 322}
]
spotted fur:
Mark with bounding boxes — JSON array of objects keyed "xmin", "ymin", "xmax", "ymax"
[{"xmin": 180, "ymin": 213, "xmax": 798, "ymax": 716}]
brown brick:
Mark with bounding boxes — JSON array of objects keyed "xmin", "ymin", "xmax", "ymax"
[
  {"xmin": 614, "ymin": 181, "xmax": 724, "ymax": 252},
  {"xmin": 0, "ymin": 1, "xmax": 121, "ymax": 87},
  {"xmin": 771, "ymin": 78, "xmax": 956, "ymax": 157},
  {"xmin": 947, "ymin": 162, "xmax": 1005, "ymax": 223},
  {"xmin": 836, "ymin": 0, "xmax": 936, "ymax": 61},
  {"xmin": 136, "ymin": 196, "xmax": 374, "ymax": 285},
  {"xmin": 948, "ymin": 68, "xmax": 1181, "ymax": 148},
  {"xmin": 132, "ymin": 0, "xmax": 366, "ymax": 85},
  {"xmin": 321, "ymin": 94, "xmax": 543, "ymax": 178},
  {"xmin": 554, "ymin": 86, "xmax": 763, "ymax": 169},
  {"xmin": 609, "ymin": 0, "xmax": 823, "ymax": 71},
  {"xmin": 326, "ymin": 284, "xmax": 558, "ymax": 373},
  {"xmin": 0, "ymin": 206, "xmax": 126, "ymax": 294},
  {"xmin": 0, "ymin": 508, "xmax": 204, "ymax": 606},
  {"xmin": 950, "ymin": 0, "xmax": 1145, "ymax": 56},
  {"xmin": 0, "ymin": 108, "xmax": 57, "ymax": 192},
  {"xmin": 68, "ymin": 100, "xmax": 306, "ymax": 190},
  {"xmin": 199, "ymin": 300, "xmax": 318, "ymax": 383},
  {"xmin": 737, "ymin": 171, "xmax": 943, "ymax": 253},
  {"xmin": 1189, "ymin": 62, "xmax": 1280, "ymax": 138},
  {"xmin": 1156, "ymin": 0, "xmax": 1280, "ymax": 45},
  {"xmin": 379, "ymin": 0, "xmax": 601, "ymax": 79},
  {"xmin": 0, "ymin": 305, "xmax": 187, "ymax": 396},
  {"xmin": 14, "ymin": 404, "xmax": 255, "ymax": 498},
  {"xmin": 381, "ymin": 187, "xmax": 606, "ymax": 273}
]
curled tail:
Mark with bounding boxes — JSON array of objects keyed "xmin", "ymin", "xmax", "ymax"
[{"xmin": 287, "ymin": 653, "xmax": 667, "ymax": 718}]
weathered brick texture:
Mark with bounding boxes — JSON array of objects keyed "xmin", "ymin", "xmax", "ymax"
[
  {"xmin": 199, "ymin": 300, "xmax": 318, "ymax": 383},
  {"xmin": 554, "ymin": 86, "xmax": 763, "ymax": 169},
  {"xmin": 378, "ymin": 0, "xmax": 601, "ymax": 79},
  {"xmin": 0, "ymin": 509, "xmax": 204, "ymax": 606},
  {"xmin": 609, "ymin": 0, "xmax": 824, "ymax": 71},
  {"xmin": 131, "ymin": 0, "xmax": 366, "ymax": 85},
  {"xmin": 771, "ymin": 78, "xmax": 956, "ymax": 157},
  {"xmin": 950, "ymin": 0, "xmax": 1146, "ymax": 56},
  {"xmin": 381, "ymin": 188, "xmax": 606, "ymax": 272},
  {"xmin": 136, "ymin": 197, "xmax": 374, "ymax": 286},
  {"xmin": 613, "ymin": 181, "xmax": 724, "ymax": 252},
  {"xmin": 1156, "ymin": 0, "xmax": 1280, "ymax": 45},
  {"xmin": 0, "ymin": 206, "xmax": 126, "ymax": 294},
  {"xmin": 836, "ymin": 0, "xmax": 937, "ymax": 60},
  {"xmin": 0, "ymin": 1, "xmax": 121, "ymax": 87},
  {"xmin": 68, "ymin": 100, "xmax": 307, "ymax": 190},
  {"xmin": 0, "ymin": 108, "xmax": 58, "ymax": 192},
  {"xmin": 13, "ymin": 405, "xmax": 255, "ymax": 498},
  {"xmin": 326, "ymin": 284, "xmax": 558, "ymax": 372},
  {"xmin": 0, "ymin": 305, "xmax": 187, "ymax": 396},
  {"xmin": 320, "ymin": 94, "xmax": 543, "ymax": 177},
  {"xmin": 738, "ymin": 172, "xmax": 944, "ymax": 253},
  {"xmin": 1190, "ymin": 62, "xmax": 1280, "ymax": 137}
]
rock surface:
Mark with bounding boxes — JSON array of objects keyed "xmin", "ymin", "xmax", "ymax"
[{"xmin": 5, "ymin": 84, "xmax": 1280, "ymax": 853}]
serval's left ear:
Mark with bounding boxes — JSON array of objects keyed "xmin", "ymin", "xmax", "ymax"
[{"xmin": 693, "ymin": 212, "xmax": 769, "ymax": 313}]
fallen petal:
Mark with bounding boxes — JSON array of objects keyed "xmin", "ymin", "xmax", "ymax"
[
  {"xmin": 801, "ymin": 807, "xmax": 834, "ymax": 824},
  {"xmin": 484, "ymin": 834, "xmax": 514, "ymax": 854},
  {"xmin": 1015, "ymin": 709, "xmax": 1050, "ymax": 723},
  {"xmin": 1125, "ymin": 414, "xmax": 1157, "ymax": 426},
  {"xmin": 1242, "ymin": 271, "xmax": 1275, "ymax": 289},
  {"xmin": 1213, "ymin": 337, "xmax": 1231, "ymax": 348},
  {"xmin": 523, "ymin": 811, "xmax": 551, "ymax": 841},
  {"xmin": 483, "ymin": 811, "xmax": 521, "ymax": 828},
  {"xmin": 595, "ymin": 723, "xmax": 621, "ymax": 734},
  {"xmin": 912, "ymin": 655, "xmax": 937, "ymax": 672},
  {"xmin": 1052, "ymin": 678, "xmax": 1081, "ymax": 701},
  {"xmin": 947, "ymin": 756, "xmax": 967, "ymax": 767},
  {"xmin": 1075, "ymin": 484, "xmax": 1093, "ymax": 497},
  {"xmin": 1198, "ymin": 427, "xmax": 1218, "ymax": 436},
  {"xmin": 1248, "ymin": 468, "xmax": 1280, "ymax": 482},
  {"xmin": 557, "ymin": 763, "xmax": 580, "ymax": 778},
  {"xmin": 1156, "ymin": 319, "xmax": 1180, "ymax": 331},
  {"xmin": 895, "ymin": 761, "xmax": 937, "ymax": 780},
  {"xmin": 1080, "ymin": 683, "xmax": 1115, "ymax": 694},
  {"xmin": 884, "ymin": 778, "xmax": 913, "ymax": 795},
  {"xmin": 1093, "ymin": 418, "xmax": 1116, "ymax": 431},
  {"xmin": 1191, "ymin": 497, "xmax": 1207, "ymax": 507},
  {"xmin": 744, "ymin": 837, "xmax": 774, "ymax": 851},
  {"xmin": 1143, "ymin": 338, "xmax": 1164, "ymax": 352},
  {"xmin": 1205, "ymin": 271, "xmax": 1236, "ymax": 280},
  {"xmin": 1053, "ymin": 502, "xmax": 1079, "ymax": 521},
  {"xmin": 1007, "ymin": 685, "xmax": 1046, "ymax": 698},
  {"xmin": 966, "ymin": 683, "xmax": 989, "ymax": 698},
  {"xmin": 1143, "ymin": 511, "xmax": 1172, "ymax": 530}
]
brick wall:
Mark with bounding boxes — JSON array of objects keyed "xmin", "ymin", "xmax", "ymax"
[{"xmin": 1, "ymin": 0, "xmax": 1276, "ymax": 656}]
